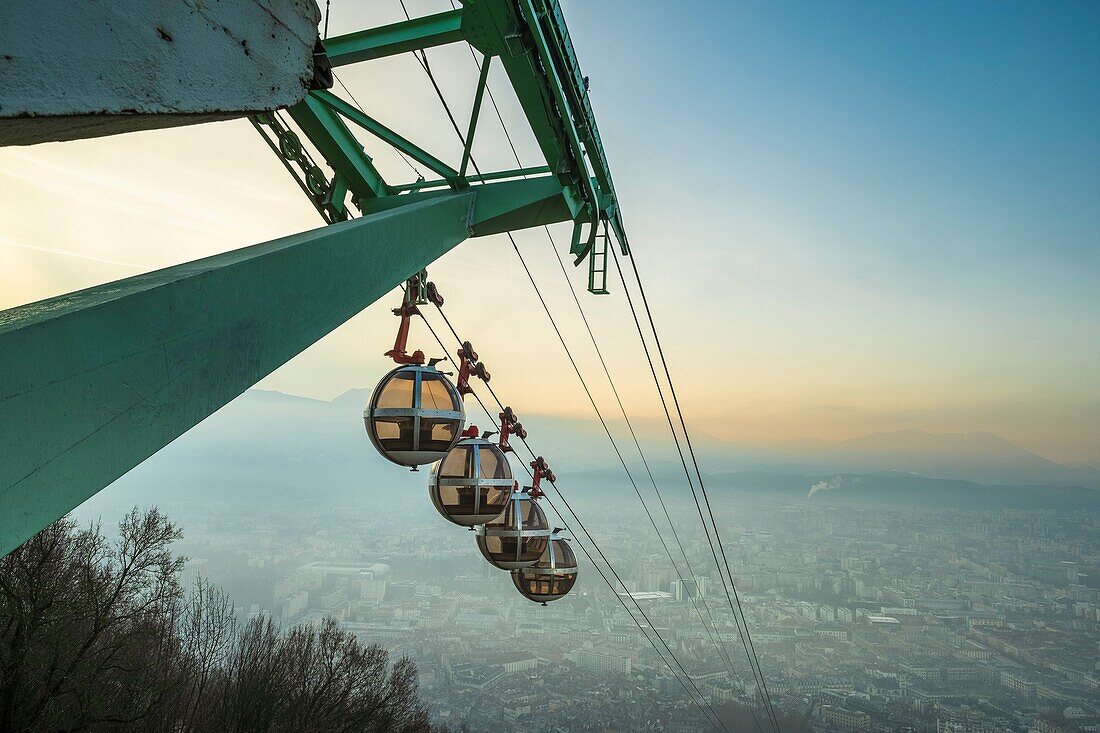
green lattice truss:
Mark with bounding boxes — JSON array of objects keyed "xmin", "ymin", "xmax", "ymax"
[
  {"xmin": 0, "ymin": 0, "xmax": 629, "ymax": 556},
  {"xmin": 254, "ymin": 0, "xmax": 628, "ymax": 290}
]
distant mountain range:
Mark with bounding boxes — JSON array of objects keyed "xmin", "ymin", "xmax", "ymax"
[
  {"xmin": 553, "ymin": 465, "xmax": 1100, "ymax": 510},
  {"xmin": 98, "ymin": 389, "xmax": 1098, "ymax": 511},
  {"xmin": 759, "ymin": 428, "xmax": 1100, "ymax": 489}
]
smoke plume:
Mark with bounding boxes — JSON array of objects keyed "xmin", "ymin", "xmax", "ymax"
[{"xmin": 808, "ymin": 475, "xmax": 845, "ymax": 498}]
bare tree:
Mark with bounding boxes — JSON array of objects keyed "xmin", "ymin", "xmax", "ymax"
[
  {"xmin": 0, "ymin": 508, "xmax": 187, "ymax": 732},
  {"xmin": 0, "ymin": 510, "xmax": 444, "ymax": 733},
  {"xmin": 213, "ymin": 617, "xmax": 433, "ymax": 733}
]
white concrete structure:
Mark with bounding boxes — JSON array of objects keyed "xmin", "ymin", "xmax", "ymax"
[{"xmin": 0, "ymin": 0, "xmax": 320, "ymax": 145}]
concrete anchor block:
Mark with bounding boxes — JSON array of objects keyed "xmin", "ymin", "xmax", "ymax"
[{"xmin": 0, "ymin": 0, "xmax": 321, "ymax": 146}]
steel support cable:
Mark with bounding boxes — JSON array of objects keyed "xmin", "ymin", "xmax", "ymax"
[
  {"xmin": 536, "ymin": 230, "xmax": 752, "ymax": 691},
  {"xmin": 443, "ymin": 33, "xmax": 754, "ymax": 697},
  {"xmin": 608, "ymin": 249, "xmax": 780, "ymax": 733},
  {"xmin": 413, "ymin": 309, "xmax": 728, "ymax": 733},
  {"xmin": 417, "ymin": 5, "xmax": 777, "ymax": 723},
  {"xmin": 333, "ymin": 25, "xmax": 772, "ymax": 727},
  {"xmin": 398, "ymin": 0, "xmax": 473, "ymax": 161},
  {"xmin": 340, "ymin": 225, "xmax": 719, "ymax": 726},
  {"xmin": 456, "ymin": 60, "xmax": 783, "ymax": 719},
  {"xmin": 609, "ymin": 247, "xmax": 782, "ymax": 732},
  {"xmin": 395, "ymin": 20, "xmax": 746, "ymax": 729},
  {"xmin": 424, "ymin": 31, "xmax": 758, "ymax": 712},
  {"xmin": 420, "ymin": 305, "xmax": 730, "ymax": 733},
  {"xmin": 434, "ymin": 20, "xmax": 750, "ymax": 696},
  {"xmin": 540, "ymin": 229, "xmax": 743, "ymax": 680},
  {"xmin": 484, "ymin": 243, "xmax": 735, "ymax": 733},
  {"xmin": 438, "ymin": 25, "xmax": 752, "ymax": 700},
  {"xmin": 605, "ymin": 249, "xmax": 775, "ymax": 724},
  {"xmin": 389, "ymin": 24, "xmax": 730, "ymax": 729}
]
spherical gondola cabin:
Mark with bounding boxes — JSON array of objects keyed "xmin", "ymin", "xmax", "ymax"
[
  {"xmin": 511, "ymin": 530, "xmax": 578, "ymax": 605},
  {"xmin": 428, "ymin": 435, "xmax": 513, "ymax": 526},
  {"xmin": 364, "ymin": 363, "xmax": 465, "ymax": 468},
  {"xmin": 475, "ymin": 490, "xmax": 550, "ymax": 570}
]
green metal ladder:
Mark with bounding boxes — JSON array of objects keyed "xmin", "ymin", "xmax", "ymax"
[{"xmin": 588, "ymin": 223, "xmax": 611, "ymax": 295}]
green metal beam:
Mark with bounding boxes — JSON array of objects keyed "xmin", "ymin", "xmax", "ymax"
[
  {"xmin": 266, "ymin": 1, "xmax": 629, "ymax": 255},
  {"xmin": 539, "ymin": 0, "xmax": 630, "ymax": 253},
  {"xmin": 512, "ymin": 0, "xmax": 600, "ymax": 210},
  {"xmin": 390, "ymin": 166, "xmax": 552, "ymax": 193},
  {"xmin": 312, "ymin": 90, "xmax": 459, "ymax": 184},
  {"xmin": 324, "ymin": 10, "xmax": 464, "ymax": 67},
  {"xmin": 459, "ymin": 1, "xmax": 594, "ymax": 237},
  {"xmin": 462, "ymin": 1, "xmax": 575, "ymax": 194},
  {"xmin": 361, "ymin": 176, "xmax": 572, "ymax": 236},
  {"xmin": 288, "ymin": 95, "xmax": 392, "ymax": 201},
  {"xmin": 459, "ymin": 55, "xmax": 492, "ymax": 181},
  {"xmin": 0, "ymin": 0, "xmax": 634, "ymax": 559},
  {"xmin": 0, "ymin": 179, "xmax": 575, "ymax": 557},
  {"xmin": 460, "ymin": 0, "xmax": 629, "ymax": 252}
]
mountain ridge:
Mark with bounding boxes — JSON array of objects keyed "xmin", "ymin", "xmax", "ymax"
[
  {"xmin": 196, "ymin": 389, "xmax": 1099, "ymax": 489},
  {"xmin": 88, "ymin": 388, "xmax": 1098, "ymax": 514}
]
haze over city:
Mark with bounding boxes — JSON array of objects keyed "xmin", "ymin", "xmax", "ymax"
[{"xmin": 1, "ymin": 1, "xmax": 1098, "ymax": 732}]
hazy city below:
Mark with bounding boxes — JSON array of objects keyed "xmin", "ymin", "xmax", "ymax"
[{"xmin": 74, "ymin": 389, "xmax": 1100, "ymax": 732}]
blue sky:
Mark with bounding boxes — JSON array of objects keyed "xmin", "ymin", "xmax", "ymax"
[
  {"xmin": 0, "ymin": 0, "xmax": 1096, "ymax": 461},
  {"xmin": 560, "ymin": 0, "xmax": 1100, "ymax": 459},
  {"xmin": 577, "ymin": 0, "xmax": 1100, "ymax": 281}
]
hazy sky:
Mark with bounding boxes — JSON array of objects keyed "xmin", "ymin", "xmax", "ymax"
[{"xmin": 1, "ymin": 1, "xmax": 1097, "ymax": 463}]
